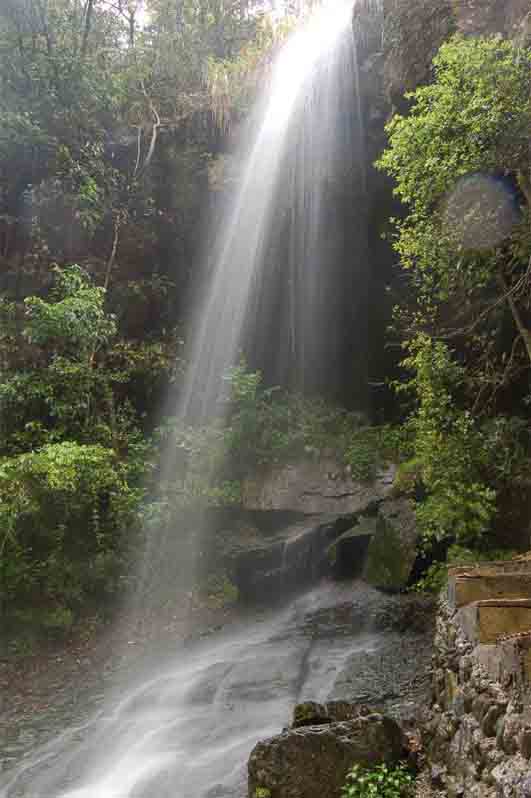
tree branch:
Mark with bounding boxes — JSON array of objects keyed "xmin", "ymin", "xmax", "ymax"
[
  {"xmin": 137, "ymin": 89, "xmax": 161, "ymax": 176},
  {"xmin": 498, "ymin": 266, "xmax": 531, "ymax": 365},
  {"xmin": 104, "ymin": 211, "xmax": 122, "ymax": 292}
]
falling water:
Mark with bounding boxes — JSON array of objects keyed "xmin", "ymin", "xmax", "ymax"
[
  {"xmin": 0, "ymin": 4, "xmax": 378, "ymax": 797},
  {"xmin": 180, "ymin": 0, "xmax": 367, "ymax": 420},
  {"xmin": 137, "ymin": 0, "xmax": 368, "ymax": 606}
]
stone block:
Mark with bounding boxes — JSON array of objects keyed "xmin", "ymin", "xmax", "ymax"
[
  {"xmin": 449, "ymin": 572, "xmax": 531, "ymax": 609},
  {"xmin": 248, "ymin": 713, "xmax": 407, "ymax": 798},
  {"xmin": 457, "ymin": 600, "xmax": 531, "ymax": 645},
  {"xmin": 242, "ymin": 460, "xmax": 394, "ymax": 515},
  {"xmin": 477, "ymin": 601, "xmax": 531, "ymax": 644}
]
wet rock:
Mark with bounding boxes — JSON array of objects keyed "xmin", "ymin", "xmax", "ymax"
[
  {"xmin": 481, "ymin": 703, "xmax": 506, "ymax": 738},
  {"xmin": 327, "ymin": 518, "xmax": 376, "ymax": 579},
  {"xmin": 431, "ymin": 764, "xmax": 447, "ymax": 787},
  {"xmin": 292, "ymin": 702, "xmax": 331, "ymax": 728},
  {"xmin": 291, "ymin": 701, "xmax": 381, "ymax": 729},
  {"xmin": 248, "ymin": 713, "xmax": 407, "ymax": 798}
]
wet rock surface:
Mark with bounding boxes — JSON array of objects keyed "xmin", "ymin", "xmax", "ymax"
[{"xmin": 241, "ymin": 461, "xmax": 394, "ymax": 516}]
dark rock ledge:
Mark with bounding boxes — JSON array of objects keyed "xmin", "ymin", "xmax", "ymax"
[{"xmin": 248, "ymin": 701, "xmax": 409, "ymax": 798}]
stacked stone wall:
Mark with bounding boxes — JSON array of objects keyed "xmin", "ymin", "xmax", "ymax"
[{"xmin": 425, "ymin": 596, "xmax": 531, "ymax": 797}]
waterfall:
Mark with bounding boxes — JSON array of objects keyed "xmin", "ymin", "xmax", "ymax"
[
  {"xmin": 134, "ymin": 0, "xmax": 369, "ymax": 608},
  {"xmin": 180, "ymin": 0, "xmax": 367, "ymax": 420}
]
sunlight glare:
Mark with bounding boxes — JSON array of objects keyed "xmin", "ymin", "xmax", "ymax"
[{"xmin": 264, "ymin": 0, "xmax": 354, "ymax": 133}]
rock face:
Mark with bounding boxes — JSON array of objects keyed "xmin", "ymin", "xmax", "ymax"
[
  {"xmin": 242, "ymin": 461, "xmax": 395, "ymax": 516},
  {"xmin": 382, "ymin": 0, "xmax": 455, "ymax": 109},
  {"xmin": 248, "ymin": 708, "xmax": 407, "ymax": 798},
  {"xmin": 381, "ymin": 0, "xmax": 531, "ymax": 109}
]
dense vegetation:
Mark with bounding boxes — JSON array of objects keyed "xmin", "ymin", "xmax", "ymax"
[
  {"xmin": 378, "ymin": 35, "xmax": 531, "ymax": 556},
  {"xmin": 2, "ymin": 2, "xmax": 531, "ymax": 638}
]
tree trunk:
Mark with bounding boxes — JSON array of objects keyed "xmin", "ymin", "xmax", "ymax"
[{"xmin": 81, "ymin": 0, "xmax": 95, "ymax": 57}]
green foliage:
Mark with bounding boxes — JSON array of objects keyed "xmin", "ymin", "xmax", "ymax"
[
  {"xmin": 200, "ymin": 572, "xmax": 239, "ymax": 608},
  {"xmin": 379, "ymin": 35, "xmax": 531, "ymax": 209},
  {"xmin": 344, "ymin": 425, "xmax": 408, "ymax": 482},
  {"xmin": 0, "ymin": 442, "xmax": 142, "ymax": 616},
  {"xmin": 412, "ymin": 544, "xmax": 520, "ymax": 594},
  {"xmin": 206, "ymin": 14, "xmax": 296, "ymax": 129},
  {"xmin": 410, "ymin": 562, "xmax": 448, "ymax": 595},
  {"xmin": 0, "ymin": 266, "xmax": 161, "ymax": 630},
  {"xmin": 377, "ymin": 36, "xmax": 531, "ymax": 302},
  {"xmin": 0, "ymin": 266, "xmax": 156, "ymax": 457},
  {"xmin": 24, "ymin": 265, "xmax": 116, "ymax": 357},
  {"xmin": 223, "ymin": 361, "xmax": 366, "ymax": 474},
  {"xmin": 342, "ymin": 763, "xmax": 414, "ymax": 798}
]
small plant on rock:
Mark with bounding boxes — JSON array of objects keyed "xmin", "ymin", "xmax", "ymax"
[{"xmin": 342, "ymin": 762, "xmax": 414, "ymax": 798}]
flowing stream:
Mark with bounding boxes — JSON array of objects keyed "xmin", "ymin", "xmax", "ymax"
[
  {"xmin": 1, "ymin": 582, "xmax": 432, "ymax": 798},
  {"xmin": 0, "ymin": 4, "xmax": 397, "ymax": 797}
]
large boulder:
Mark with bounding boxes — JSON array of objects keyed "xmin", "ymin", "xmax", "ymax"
[{"xmin": 248, "ymin": 711, "xmax": 407, "ymax": 798}]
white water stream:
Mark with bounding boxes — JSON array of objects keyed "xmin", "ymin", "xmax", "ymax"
[{"xmin": 2, "ymin": 584, "xmax": 390, "ymax": 798}]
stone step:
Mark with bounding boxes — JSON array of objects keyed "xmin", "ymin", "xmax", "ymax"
[
  {"xmin": 449, "ymin": 571, "xmax": 531, "ymax": 609},
  {"xmin": 458, "ymin": 598, "xmax": 531, "ymax": 644},
  {"xmin": 448, "ymin": 556, "xmax": 531, "ymax": 581}
]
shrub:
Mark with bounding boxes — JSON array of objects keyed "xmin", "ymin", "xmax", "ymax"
[
  {"xmin": 342, "ymin": 763, "xmax": 414, "ymax": 798},
  {"xmin": 223, "ymin": 360, "xmax": 368, "ymax": 472}
]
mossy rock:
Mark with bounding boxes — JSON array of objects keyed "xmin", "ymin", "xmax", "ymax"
[
  {"xmin": 292, "ymin": 702, "xmax": 331, "ymax": 728},
  {"xmin": 364, "ymin": 499, "xmax": 417, "ymax": 591}
]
